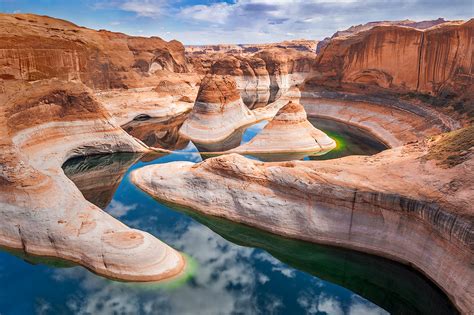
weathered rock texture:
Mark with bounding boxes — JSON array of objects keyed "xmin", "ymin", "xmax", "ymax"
[
  {"xmin": 316, "ymin": 18, "xmax": 453, "ymax": 53},
  {"xmin": 0, "ymin": 13, "xmax": 188, "ymax": 89},
  {"xmin": 230, "ymin": 101, "xmax": 335, "ymax": 159},
  {"xmin": 0, "ymin": 80, "xmax": 185, "ymax": 281},
  {"xmin": 188, "ymin": 47, "xmax": 317, "ymax": 91},
  {"xmin": 309, "ymin": 19, "xmax": 473, "ymax": 119},
  {"xmin": 132, "ymin": 128, "xmax": 474, "ymax": 313},
  {"xmin": 179, "ymin": 75, "xmax": 256, "ymax": 148},
  {"xmin": 300, "ymin": 94, "xmax": 458, "ymax": 147}
]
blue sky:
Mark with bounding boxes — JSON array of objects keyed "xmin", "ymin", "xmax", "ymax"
[{"xmin": 0, "ymin": 0, "xmax": 472, "ymax": 44}]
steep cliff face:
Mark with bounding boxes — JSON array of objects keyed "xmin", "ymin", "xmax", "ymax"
[
  {"xmin": 309, "ymin": 20, "xmax": 473, "ymax": 117},
  {"xmin": 316, "ymin": 18, "xmax": 452, "ymax": 53},
  {"xmin": 0, "ymin": 14, "xmax": 188, "ymax": 89}
]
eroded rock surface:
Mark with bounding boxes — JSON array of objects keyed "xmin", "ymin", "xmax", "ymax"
[
  {"xmin": 179, "ymin": 75, "xmax": 256, "ymax": 149},
  {"xmin": 309, "ymin": 19, "xmax": 473, "ymax": 119},
  {"xmin": 231, "ymin": 101, "xmax": 335, "ymax": 160},
  {"xmin": 0, "ymin": 80, "xmax": 185, "ymax": 281},
  {"xmin": 132, "ymin": 129, "xmax": 474, "ymax": 313},
  {"xmin": 0, "ymin": 13, "xmax": 188, "ymax": 89}
]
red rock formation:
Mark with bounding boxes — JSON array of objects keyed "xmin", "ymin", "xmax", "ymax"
[
  {"xmin": 0, "ymin": 13, "xmax": 188, "ymax": 89},
  {"xmin": 308, "ymin": 20, "xmax": 473, "ymax": 117},
  {"xmin": 316, "ymin": 18, "xmax": 454, "ymax": 53},
  {"xmin": 179, "ymin": 75, "xmax": 255, "ymax": 149}
]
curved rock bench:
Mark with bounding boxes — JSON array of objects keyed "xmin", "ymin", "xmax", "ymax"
[{"xmin": 0, "ymin": 80, "xmax": 185, "ymax": 282}]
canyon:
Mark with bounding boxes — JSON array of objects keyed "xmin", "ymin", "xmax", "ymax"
[{"xmin": 0, "ymin": 12, "xmax": 472, "ymax": 314}]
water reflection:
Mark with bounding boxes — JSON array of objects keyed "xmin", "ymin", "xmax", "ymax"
[
  {"xmin": 240, "ymin": 88, "xmax": 283, "ymax": 109},
  {"xmin": 0, "ymin": 119, "xmax": 455, "ymax": 314},
  {"xmin": 62, "ymin": 153, "xmax": 142, "ymax": 208},
  {"xmin": 122, "ymin": 113, "xmax": 189, "ymax": 150},
  {"xmin": 308, "ymin": 117, "xmax": 388, "ymax": 160}
]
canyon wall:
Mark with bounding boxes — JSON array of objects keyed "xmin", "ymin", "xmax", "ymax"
[
  {"xmin": 316, "ymin": 18, "xmax": 452, "ymax": 53},
  {"xmin": 0, "ymin": 14, "xmax": 188, "ymax": 89},
  {"xmin": 309, "ymin": 20, "xmax": 473, "ymax": 118}
]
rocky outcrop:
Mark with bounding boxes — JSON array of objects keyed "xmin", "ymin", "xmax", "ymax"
[
  {"xmin": 179, "ymin": 75, "xmax": 256, "ymax": 150},
  {"xmin": 0, "ymin": 80, "xmax": 185, "ymax": 281},
  {"xmin": 309, "ymin": 19, "xmax": 473, "ymax": 118},
  {"xmin": 230, "ymin": 101, "xmax": 335, "ymax": 160},
  {"xmin": 132, "ymin": 128, "xmax": 474, "ymax": 313},
  {"xmin": 300, "ymin": 92, "xmax": 458, "ymax": 147},
  {"xmin": 0, "ymin": 13, "xmax": 188, "ymax": 89}
]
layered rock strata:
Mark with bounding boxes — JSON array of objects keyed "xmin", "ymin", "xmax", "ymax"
[
  {"xmin": 179, "ymin": 75, "xmax": 256, "ymax": 150},
  {"xmin": 0, "ymin": 80, "xmax": 185, "ymax": 281},
  {"xmin": 316, "ymin": 18, "xmax": 453, "ymax": 53},
  {"xmin": 230, "ymin": 101, "xmax": 335, "ymax": 160},
  {"xmin": 310, "ymin": 19, "xmax": 473, "ymax": 118},
  {"xmin": 132, "ymin": 128, "xmax": 474, "ymax": 313},
  {"xmin": 0, "ymin": 13, "xmax": 188, "ymax": 89},
  {"xmin": 300, "ymin": 94, "xmax": 457, "ymax": 147}
]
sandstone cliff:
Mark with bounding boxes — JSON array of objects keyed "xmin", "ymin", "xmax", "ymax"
[
  {"xmin": 309, "ymin": 20, "xmax": 473, "ymax": 119},
  {"xmin": 0, "ymin": 13, "xmax": 188, "ymax": 89},
  {"xmin": 195, "ymin": 48, "xmax": 317, "ymax": 91},
  {"xmin": 316, "ymin": 18, "xmax": 452, "ymax": 53}
]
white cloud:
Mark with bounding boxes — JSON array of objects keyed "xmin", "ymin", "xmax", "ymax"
[
  {"xmin": 180, "ymin": 3, "xmax": 234, "ymax": 24},
  {"xmin": 105, "ymin": 200, "xmax": 137, "ymax": 217},
  {"xmin": 119, "ymin": 0, "xmax": 164, "ymax": 17}
]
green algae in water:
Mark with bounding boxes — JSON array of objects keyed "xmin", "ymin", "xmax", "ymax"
[{"xmin": 308, "ymin": 117, "xmax": 388, "ymax": 160}]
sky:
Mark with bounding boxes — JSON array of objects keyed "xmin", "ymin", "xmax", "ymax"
[{"xmin": 0, "ymin": 0, "xmax": 472, "ymax": 45}]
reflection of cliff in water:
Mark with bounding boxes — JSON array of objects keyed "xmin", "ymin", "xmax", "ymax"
[
  {"xmin": 62, "ymin": 153, "xmax": 142, "ymax": 209},
  {"xmin": 172, "ymin": 207, "xmax": 458, "ymax": 315},
  {"xmin": 240, "ymin": 88, "xmax": 283, "ymax": 109},
  {"xmin": 122, "ymin": 113, "xmax": 190, "ymax": 150}
]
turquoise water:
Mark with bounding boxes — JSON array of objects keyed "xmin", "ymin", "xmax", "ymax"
[{"xmin": 0, "ymin": 119, "xmax": 456, "ymax": 314}]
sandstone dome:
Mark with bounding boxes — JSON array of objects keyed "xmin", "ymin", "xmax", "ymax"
[
  {"xmin": 231, "ymin": 101, "xmax": 336, "ymax": 160},
  {"xmin": 179, "ymin": 74, "xmax": 256, "ymax": 149}
]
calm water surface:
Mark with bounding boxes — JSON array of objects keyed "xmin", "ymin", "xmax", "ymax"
[{"xmin": 0, "ymin": 119, "xmax": 456, "ymax": 314}]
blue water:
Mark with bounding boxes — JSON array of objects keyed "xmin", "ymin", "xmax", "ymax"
[{"xmin": 0, "ymin": 119, "xmax": 456, "ymax": 314}]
